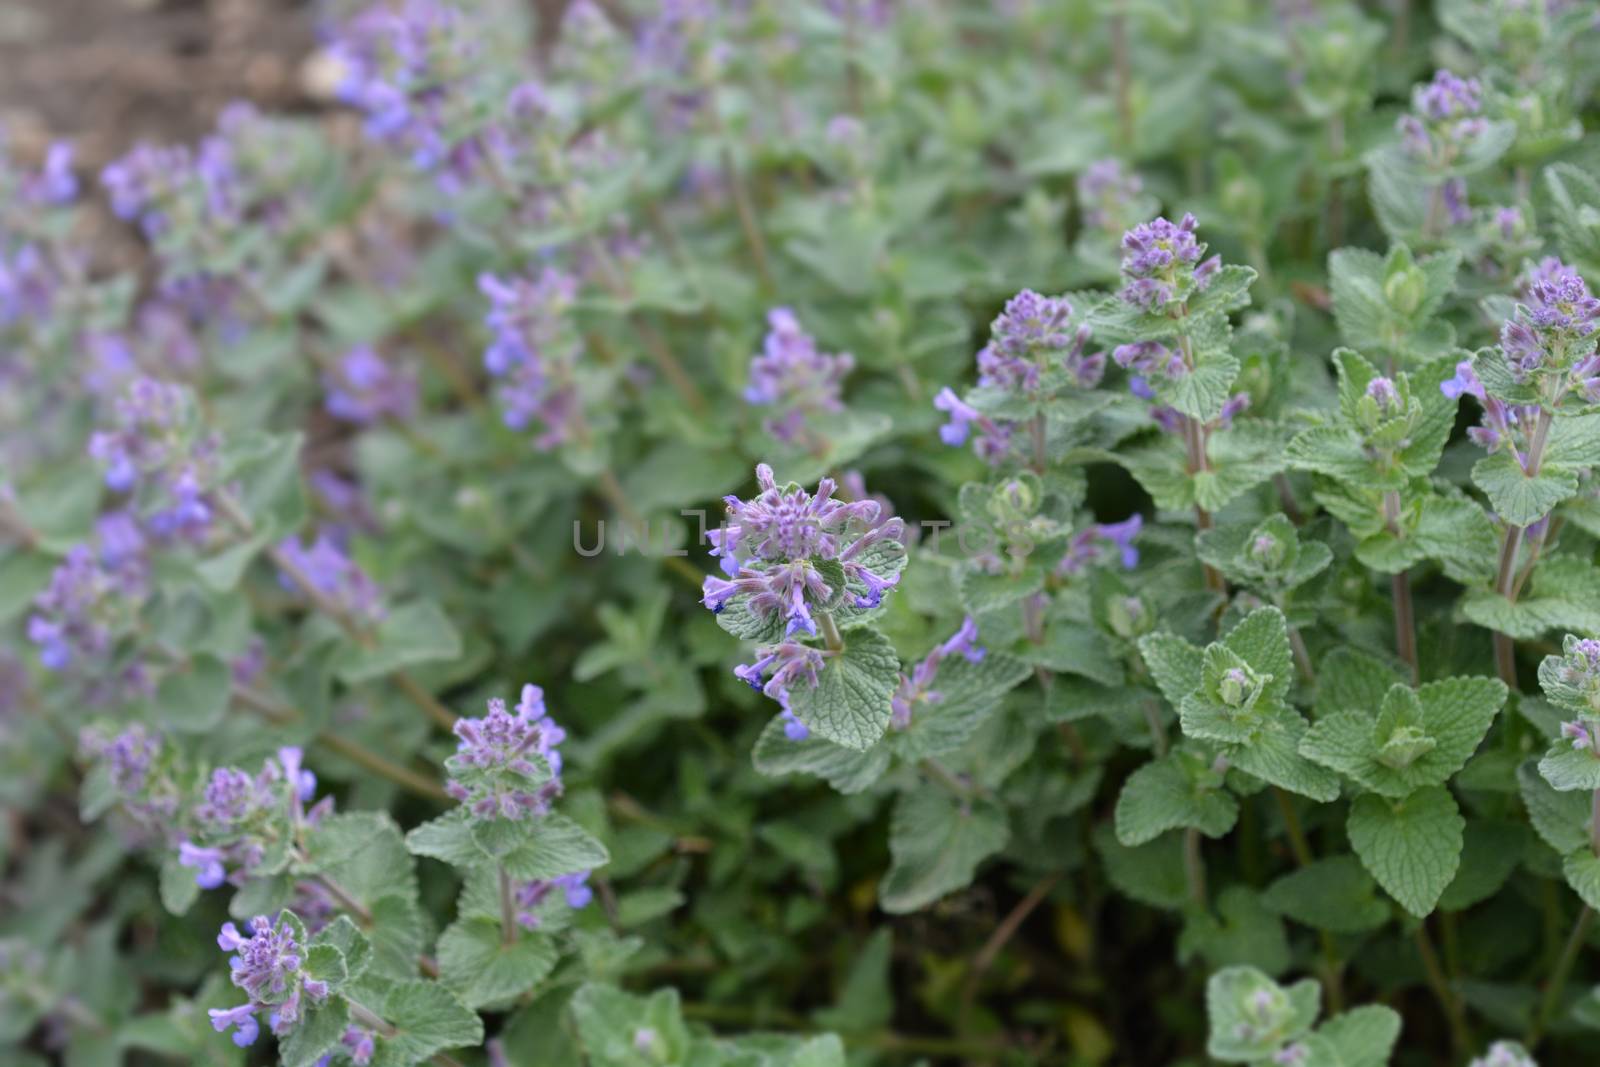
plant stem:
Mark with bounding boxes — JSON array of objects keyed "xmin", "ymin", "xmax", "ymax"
[
  {"xmin": 1183, "ymin": 828, "xmax": 1207, "ymax": 910},
  {"xmin": 1110, "ymin": 0, "xmax": 1133, "ymax": 150},
  {"xmin": 817, "ymin": 612, "xmax": 844, "ymax": 653},
  {"xmin": 499, "ymin": 865, "xmax": 517, "ymax": 946},
  {"xmin": 347, "ymin": 999, "xmax": 463, "ymax": 1067},
  {"xmin": 1275, "ymin": 788, "xmax": 1344, "ymax": 1011},
  {"xmin": 718, "ymin": 142, "xmax": 774, "ymax": 295},
  {"xmin": 1392, "ymin": 570, "xmax": 1418, "ymax": 684},
  {"xmin": 1415, "ymin": 921, "xmax": 1472, "ymax": 1056},
  {"xmin": 962, "ymin": 872, "xmax": 1061, "ymax": 1005},
  {"xmin": 233, "ymin": 685, "xmax": 451, "ymax": 802},
  {"xmin": 1528, "ymin": 906, "xmax": 1593, "ymax": 1049}
]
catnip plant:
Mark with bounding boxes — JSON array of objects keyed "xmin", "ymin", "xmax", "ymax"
[{"xmin": 5, "ymin": 0, "xmax": 1600, "ymax": 1065}]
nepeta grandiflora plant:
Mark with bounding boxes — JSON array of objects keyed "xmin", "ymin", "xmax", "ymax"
[{"xmin": 7, "ymin": 0, "xmax": 1600, "ymax": 1064}]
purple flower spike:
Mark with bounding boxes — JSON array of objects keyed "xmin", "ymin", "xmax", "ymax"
[
  {"xmin": 744, "ymin": 307, "xmax": 853, "ymax": 443},
  {"xmin": 179, "ymin": 841, "xmax": 228, "ymax": 889}
]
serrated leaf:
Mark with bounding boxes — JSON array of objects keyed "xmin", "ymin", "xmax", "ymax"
[
  {"xmin": 1114, "ymin": 752, "xmax": 1238, "ymax": 846},
  {"xmin": 878, "ymin": 787, "xmax": 1008, "ymax": 914},
  {"xmin": 1093, "ymin": 822, "xmax": 1191, "ymax": 910},
  {"xmin": 1227, "ymin": 707, "xmax": 1342, "ymax": 802},
  {"xmin": 405, "ymin": 809, "xmax": 484, "ymax": 868},
  {"xmin": 1439, "ymin": 820, "xmax": 1526, "ymax": 912},
  {"xmin": 1262, "ymin": 856, "xmax": 1390, "ymax": 933},
  {"xmin": 785, "ymin": 628, "xmax": 901, "ymax": 751},
  {"xmin": 1462, "ymin": 556, "xmax": 1600, "ymax": 640},
  {"xmin": 569, "ymin": 984, "xmax": 689, "ymax": 1067},
  {"xmin": 751, "ymin": 714, "xmax": 890, "ymax": 794},
  {"xmin": 1138, "ymin": 630, "xmax": 1205, "ymax": 708},
  {"xmin": 1315, "ymin": 1005, "xmax": 1403, "ymax": 1067},
  {"xmin": 1539, "ymin": 741, "xmax": 1600, "ymax": 792},
  {"xmin": 277, "ymin": 996, "xmax": 348, "ymax": 1067},
  {"xmin": 1206, "ymin": 966, "xmax": 1320, "ymax": 1063},
  {"xmin": 1472, "ymin": 449, "xmax": 1579, "ymax": 527},
  {"xmin": 1347, "ymin": 785, "xmax": 1464, "ymax": 918},
  {"xmin": 1520, "ymin": 759, "xmax": 1592, "ymax": 855},
  {"xmin": 1178, "ymin": 886, "xmax": 1288, "ymax": 976},
  {"xmin": 1564, "ymin": 850, "xmax": 1600, "ymax": 910},
  {"xmin": 437, "ymin": 917, "xmax": 559, "ymax": 1009},
  {"xmin": 373, "ymin": 981, "xmax": 483, "ymax": 1064},
  {"xmin": 892, "ymin": 650, "xmax": 1033, "ymax": 760}
]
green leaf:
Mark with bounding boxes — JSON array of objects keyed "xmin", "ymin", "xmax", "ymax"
[
  {"xmin": 1438, "ymin": 820, "xmax": 1526, "ymax": 912},
  {"xmin": 1226, "ymin": 707, "xmax": 1342, "ymax": 802},
  {"xmin": 1114, "ymin": 751, "xmax": 1238, "ymax": 846},
  {"xmin": 277, "ymin": 996, "xmax": 348, "ymax": 1067},
  {"xmin": 878, "ymin": 787, "xmax": 1008, "ymax": 914},
  {"xmin": 375, "ymin": 980, "xmax": 484, "ymax": 1063},
  {"xmin": 1520, "ymin": 758, "xmax": 1592, "ymax": 855},
  {"xmin": 1472, "ymin": 449, "xmax": 1579, "ymax": 527},
  {"xmin": 1563, "ymin": 850, "xmax": 1600, "ymax": 910},
  {"xmin": 333, "ymin": 601, "xmax": 463, "ymax": 684},
  {"xmin": 405, "ymin": 809, "xmax": 483, "ymax": 868},
  {"xmin": 812, "ymin": 929, "xmax": 893, "ymax": 1033},
  {"xmin": 752, "ymin": 714, "xmax": 890, "ymax": 794},
  {"xmin": 437, "ymin": 917, "xmax": 559, "ymax": 1009},
  {"xmin": 1539, "ymin": 740, "xmax": 1600, "ymax": 792},
  {"xmin": 478, "ymin": 814, "xmax": 610, "ymax": 883},
  {"xmin": 1347, "ymin": 786, "xmax": 1464, "ymax": 918},
  {"xmin": 1205, "ymin": 966, "xmax": 1320, "ymax": 1063},
  {"xmin": 1138, "ymin": 631, "xmax": 1204, "ymax": 708},
  {"xmin": 154, "ymin": 655, "xmax": 231, "ymax": 733},
  {"xmin": 785, "ymin": 627, "xmax": 901, "ymax": 751},
  {"xmin": 158, "ymin": 854, "xmax": 201, "ymax": 917},
  {"xmin": 1546, "ymin": 163, "xmax": 1600, "ymax": 277},
  {"xmin": 958, "ymin": 564, "xmax": 1045, "ymax": 616},
  {"xmin": 1315, "ymin": 1005, "xmax": 1403, "ymax": 1067},
  {"xmin": 1020, "ymin": 625, "xmax": 1123, "ymax": 687},
  {"xmin": 892, "ymin": 650, "xmax": 1033, "ymax": 760},
  {"xmin": 311, "ymin": 916, "xmax": 372, "ymax": 990},
  {"xmin": 1093, "ymin": 822, "xmax": 1190, "ymax": 911},
  {"xmin": 1299, "ymin": 678, "xmax": 1504, "ymax": 797},
  {"xmin": 1262, "ymin": 856, "xmax": 1390, "ymax": 933},
  {"xmin": 1462, "ymin": 556, "xmax": 1600, "ymax": 641},
  {"xmin": 570, "ymin": 984, "xmax": 690, "ymax": 1067},
  {"xmin": 1178, "ymin": 886, "xmax": 1289, "ymax": 977}
]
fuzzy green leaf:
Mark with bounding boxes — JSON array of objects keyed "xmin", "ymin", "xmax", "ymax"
[
  {"xmin": 878, "ymin": 787, "xmax": 1008, "ymax": 914},
  {"xmin": 1114, "ymin": 751, "xmax": 1238, "ymax": 846},
  {"xmin": 785, "ymin": 627, "xmax": 901, "ymax": 751},
  {"xmin": 1347, "ymin": 786, "xmax": 1464, "ymax": 918}
]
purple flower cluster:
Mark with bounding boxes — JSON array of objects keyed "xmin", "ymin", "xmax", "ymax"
[
  {"xmin": 1500, "ymin": 258, "xmax": 1600, "ymax": 387},
  {"xmin": 87, "ymin": 377, "xmax": 219, "ymax": 544},
  {"xmin": 890, "ymin": 617, "xmax": 986, "ymax": 730},
  {"xmin": 80, "ymin": 724, "xmax": 180, "ymax": 826},
  {"xmin": 208, "ymin": 915, "xmax": 330, "ymax": 1048},
  {"xmin": 1056, "ymin": 515, "xmax": 1143, "ymax": 577},
  {"xmin": 276, "ymin": 529, "xmax": 385, "ymax": 625},
  {"xmin": 744, "ymin": 308, "xmax": 854, "ymax": 444},
  {"xmin": 701, "ymin": 465, "xmax": 905, "ymax": 636},
  {"xmin": 1119, "ymin": 213, "xmax": 1221, "ymax": 312},
  {"xmin": 977, "ymin": 290, "xmax": 1099, "ymax": 391},
  {"xmin": 179, "ymin": 748, "xmax": 325, "ymax": 889},
  {"xmin": 479, "ymin": 268, "xmax": 584, "ymax": 449},
  {"xmin": 323, "ymin": 345, "xmax": 417, "ymax": 425},
  {"xmin": 328, "ymin": 0, "xmax": 495, "ymax": 183},
  {"xmin": 27, "ymin": 547, "xmax": 122, "ymax": 671},
  {"xmin": 1077, "ymin": 159, "xmax": 1143, "ymax": 234},
  {"xmin": 445, "ymin": 685, "xmax": 567, "ymax": 820},
  {"xmin": 512, "ymin": 870, "xmax": 593, "ymax": 929},
  {"xmin": 735, "ymin": 641, "xmax": 827, "ymax": 708},
  {"xmin": 1115, "ymin": 340, "xmax": 1247, "ymax": 433},
  {"xmin": 1397, "ymin": 70, "xmax": 1489, "ymax": 169}
]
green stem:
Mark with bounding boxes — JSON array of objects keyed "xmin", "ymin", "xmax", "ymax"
[
  {"xmin": 817, "ymin": 612, "xmax": 844, "ymax": 653},
  {"xmin": 1415, "ymin": 922, "xmax": 1472, "ymax": 1056},
  {"xmin": 499, "ymin": 865, "xmax": 517, "ymax": 946}
]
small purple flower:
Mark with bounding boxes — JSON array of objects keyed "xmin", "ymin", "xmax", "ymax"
[
  {"xmin": 990, "ymin": 290, "xmax": 1074, "ymax": 359},
  {"xmin": 1398, "ymin": 70, "xmax": 1489, "ymax": 167},
  {"xmin": 512, "ymin": 869, "xmax": 593, "ymax": 928},
  {"xmin": 323, "ymin": 345, "xmax": 417, "ymax": 425},
  {"xmin": 890, "ymin": 616, "xmax": 986, "ymax": 729},
  {"xmin": 1366, "ymin": 376, "xmax": 1401, "ymax": 415},
  {"xmin": 1113, "ymin": 341, "xmax": 1185, "ymax": 380},
  {"xmin": 933, "ymin": 386, "xmax": 981, "ymax": 445},
  {"xmin": 179, "ymin": 841, "xmax": 228, "ymax": 889},
  {"xmin": 734, "ymin": 641, "xmax": 827, "ymax": 704},
  {"xmin": 1057, "ymin": 514, "xmax": 1143, "ymax": 576},
  {"xmin": 780, "ymin": 708, "xmax": 810, "ymax": 741},
  {"xmin": 1440, "ymin": 359, "xmax": 1485, "ymax": 401},
  {"xmin": 208, "ymin": 1003, "xmax": 261, "ymax": 1048},
  {"xmin": 1561, "ymin": 719, "xmax": 1593, "ymax": 752},
  {"xmin": 744, "ymin": 307, "xmax": 853, "ymax": 443},
  {"xmin": 342, "ymin": 1025, "xmax": 377, "ymax": 1066},
  {"xmin": 276, "ymin": 529, "xmax": 384, "ymax": 624},
  {"xmin": 28, "ymin": 141, "xmax": 78, "ymax": 205}
]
